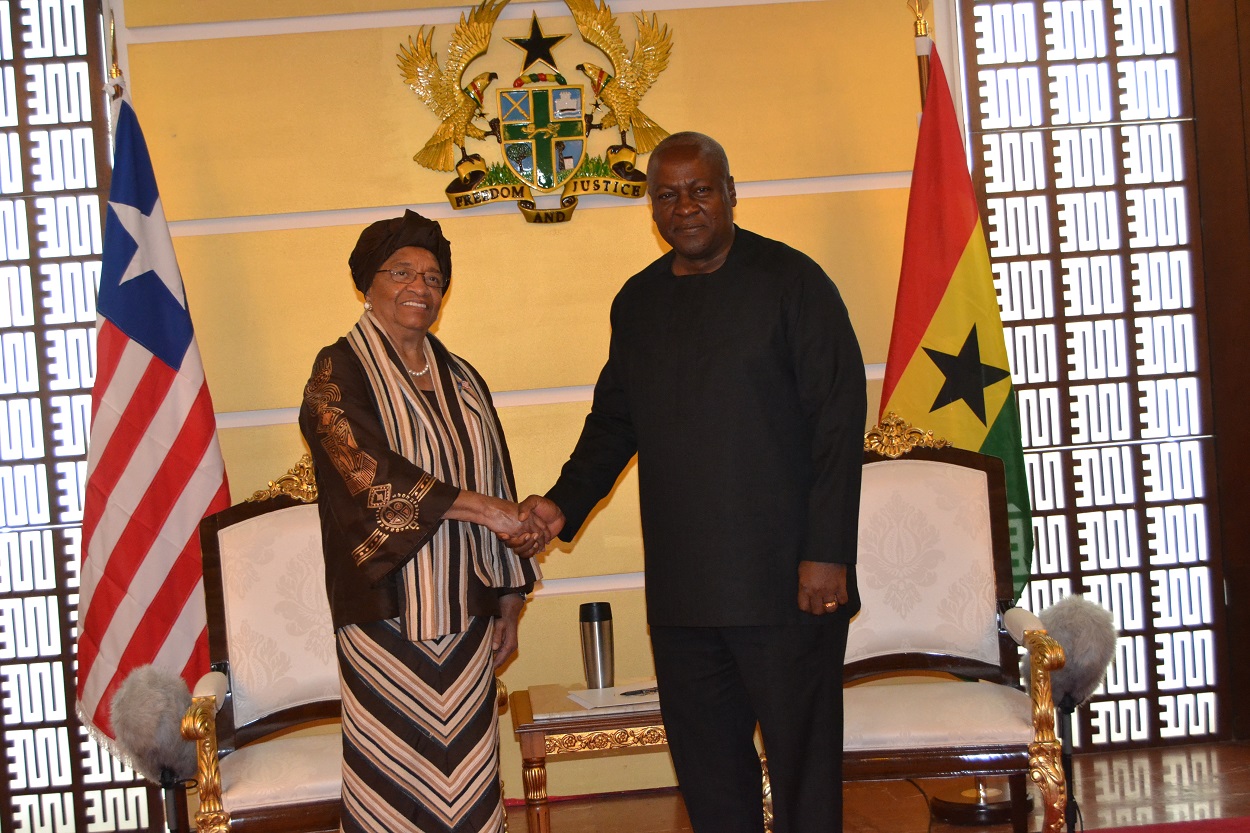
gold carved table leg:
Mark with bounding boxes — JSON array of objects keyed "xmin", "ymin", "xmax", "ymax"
[
  {"xmin": 521, "ymin": 753, "xmax": 550, "ymax": 833},
  {"xmin": 518, "ymin": 717, "xmax": 551, "ymax": 833}
]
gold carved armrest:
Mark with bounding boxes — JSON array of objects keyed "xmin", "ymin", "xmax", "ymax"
[
  {"xmin": 1004, "ymin": 607, "xmax": 1067, "ymax": 833},
  {"xmin": 181, "ymin": 671, "xmax": 230, "ymax": 833}
]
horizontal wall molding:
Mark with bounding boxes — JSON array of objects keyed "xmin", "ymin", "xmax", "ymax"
[
  {"xmin": 120, "ymin": 0, "xmax": 822, "ymax": 44},
  {"xmin": 214, "ymin": 366, "xmax": 888, "ymax": 428},
  {"xmin": 532, "ymin": 572, "xmax": 645, "ymax": 597},
  {"xmin": 167, "ymin": 172, "xmax": 912, "ymax": 238},
  {"xmin": 216, "ymin": 407, "xmax": 301, "ymax": 430}
]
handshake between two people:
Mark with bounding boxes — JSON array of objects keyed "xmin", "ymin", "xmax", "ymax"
[{"xmin": 468, "ymin": 493, "xmax": 566, "ymax": 559}]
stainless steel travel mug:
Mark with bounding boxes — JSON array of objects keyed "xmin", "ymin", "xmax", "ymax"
[{"xmin": 579, "ymin": 602, "xmax": 614, "ymax": 689}]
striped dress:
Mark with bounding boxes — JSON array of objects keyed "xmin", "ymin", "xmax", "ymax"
[
  {"xmin": 299, "ymin": 316, "xmax": 539, "ymax": 833},
  {"xmin": 339, "ymin": 618, "xmax": 503, "ymax": 833}
]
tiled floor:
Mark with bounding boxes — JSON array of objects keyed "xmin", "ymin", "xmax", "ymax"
[{"xmin": 505, "ymin": 741, "xmax": 1250, "ymax": 832}]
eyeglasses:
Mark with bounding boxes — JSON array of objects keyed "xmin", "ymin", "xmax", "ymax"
[{"xmin": 376, "ymin": 268, "xmax": 448, "ymax": 289}]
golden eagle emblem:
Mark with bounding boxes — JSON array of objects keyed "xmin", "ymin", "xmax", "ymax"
[
  {"xmin": 567, "ymin": 0, "xmax": 673, "ymax": 152},
  {"xmin": 397, "ymin": 0, "xmax": 508, "ymax": 171}
]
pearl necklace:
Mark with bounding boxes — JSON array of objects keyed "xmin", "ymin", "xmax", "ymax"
[{"xmin": 407, "ymin": 361, "xmax": 431, "ymax": 379}]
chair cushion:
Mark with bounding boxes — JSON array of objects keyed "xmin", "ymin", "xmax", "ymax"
[
  {"xmin": 844, "ymin": 681, "xmax": 1033, "ymax": 750},
  {"xmin": 221, "ymin": 731, "xmax": 342, "ymax": 813}
]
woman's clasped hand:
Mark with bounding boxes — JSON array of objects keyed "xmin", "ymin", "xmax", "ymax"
[{"xmin": 505, "ymin": 501, "xmax": 555, "ymax": 558}]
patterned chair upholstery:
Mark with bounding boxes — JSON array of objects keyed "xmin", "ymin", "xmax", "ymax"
[
  {"xmin": 181, "ymin": 459, "xmax": 342, "ymax": 833},
  {"xmin": 841, "ymin": 417, "xmax": 1066, "ymax": 833}
]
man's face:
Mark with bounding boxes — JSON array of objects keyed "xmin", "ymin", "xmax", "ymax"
[{"xmin": 648, "ymin": 146, "xmax": 737, "ymax": 275}]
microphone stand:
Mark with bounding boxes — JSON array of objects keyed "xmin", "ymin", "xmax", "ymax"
[
  {"xmin": 1057, "ymin": 693, "xmax": 1080, "ymax": 831},
  {"xmin": 160, "ymin": 767, "xmax": 188, "ymax": 833}
]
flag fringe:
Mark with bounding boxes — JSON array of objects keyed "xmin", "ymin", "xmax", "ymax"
[{"xmin": 76, "ymin": 702, "xmax": 165, "ymax": 788}]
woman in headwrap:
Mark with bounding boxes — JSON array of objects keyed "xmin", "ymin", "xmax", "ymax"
[{"xmin": 298, "ymin": 210, "xmax": 543, "ymax": 833}]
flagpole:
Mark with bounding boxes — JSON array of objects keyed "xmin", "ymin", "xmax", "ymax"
[{"xmin": 908, "ymin": 1, "xmax": 932, "ymax": 105}]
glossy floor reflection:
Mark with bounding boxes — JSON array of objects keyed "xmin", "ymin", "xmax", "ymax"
[{"xmin": 505, "ymin": 742, "xmax": 1250, "ymax": 832}]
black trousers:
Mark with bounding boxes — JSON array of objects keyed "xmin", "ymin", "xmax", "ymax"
[{"xmin": 650, "ymin": 621, "xmax": 849, "ymax": 833}]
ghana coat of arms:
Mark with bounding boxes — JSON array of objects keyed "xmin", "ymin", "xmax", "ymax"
[{"xmin": 396, "ymin": 0, "xmax": 673, "ymax": 223}]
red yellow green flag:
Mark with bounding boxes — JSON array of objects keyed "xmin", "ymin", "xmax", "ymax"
[{"xmin": 880, "ymin": 45, "xmax": 1033, "ymax": 596}]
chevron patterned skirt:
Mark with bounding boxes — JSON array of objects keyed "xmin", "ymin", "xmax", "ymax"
[{"xmin": 337, "ymin": 616, "xmax": 504, "ymax": 833}]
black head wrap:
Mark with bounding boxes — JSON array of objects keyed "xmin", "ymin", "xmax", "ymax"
[{"xmin": 348, "ymin": 210, "xmax": 452, "ymax": 294}]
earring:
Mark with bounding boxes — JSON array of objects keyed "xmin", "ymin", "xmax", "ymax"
[{"xmin": 364, "ymin": 300, "xmax": 373, "ymax": 311}]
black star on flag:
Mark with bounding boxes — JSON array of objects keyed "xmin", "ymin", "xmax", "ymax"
[
  {"xmin": 506, "ymin": 13, "xmax": 568, "ymax": 73},
  {"xmin": 922, "ymin": 324, "xmax": 1011, "ymax": 426}
]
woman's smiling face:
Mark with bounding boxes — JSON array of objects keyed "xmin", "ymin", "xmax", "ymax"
[{"xmin": 366, "ymin": 246, "xmax": 445, "ymax": 340}]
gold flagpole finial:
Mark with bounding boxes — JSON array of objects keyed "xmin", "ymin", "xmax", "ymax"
[
  {"xmin": 908, "ymin": 0, "xmax": 931, "ymax": 37},
  {"xmin": 908, "ymin": 0, "xmax": 932, "ymax": 106},
  {"xmin": 108, "ymin": 12, "xmax": 123, "ymax": 99}
]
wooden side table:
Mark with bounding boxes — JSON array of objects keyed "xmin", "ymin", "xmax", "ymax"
[{"xmin": 509, "ymin": 687, "xmax": 667, "ymax": 833}]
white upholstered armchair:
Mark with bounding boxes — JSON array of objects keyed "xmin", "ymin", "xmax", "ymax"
[
  {"xmin": 840, "ymin": 416, "xmax": 1066, "ymax": 833},
  {"xmin": 181, "ymin": 458, "xmax": 343, "ymax": 833}
]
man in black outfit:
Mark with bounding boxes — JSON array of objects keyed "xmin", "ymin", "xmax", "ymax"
[{"xmin": 522, "ymin": 131, "xmax": 866, "ymax": 833}]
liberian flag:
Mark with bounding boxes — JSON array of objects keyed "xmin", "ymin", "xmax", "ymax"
[
  {"xmin": 76, "ymin": 91, "xmax": 230, "ymax": 740},
  {"xmin": 880, "ymin": 44, "xmax": 1033, "ymax": 595}
]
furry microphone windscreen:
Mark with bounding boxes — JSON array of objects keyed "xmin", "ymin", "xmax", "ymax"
[
  {"xmin": 109, "ymin": 665, "xmax": 197, "ymax": 784},
  {"xmin": 1038, "ymin": 596, "xmax": 1118, "ymax": 709}
]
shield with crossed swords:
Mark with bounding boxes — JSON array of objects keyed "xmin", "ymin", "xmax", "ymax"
[{"xmin": 498, "ymin": 85, "xmax": 587, "ymax": 192}]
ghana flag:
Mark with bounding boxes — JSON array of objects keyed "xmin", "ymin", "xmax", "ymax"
[{"xmin": 880, "ymin": 44, "xmax": 1033, "ymax": 596}]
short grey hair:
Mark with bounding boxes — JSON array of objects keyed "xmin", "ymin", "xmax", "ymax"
[{"xmin": 646, "ymin": 131, "xmax": 732, "ymax": 183}]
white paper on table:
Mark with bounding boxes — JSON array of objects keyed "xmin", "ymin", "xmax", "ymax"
[{"xmin": 566, "ymin": 679, "xmax": 660, "ymax": 709}]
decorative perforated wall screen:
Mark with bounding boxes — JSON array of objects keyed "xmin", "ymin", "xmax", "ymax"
[{"xmin": 959, "ymin": 0, "xmax": 1222, "ymax": 748}]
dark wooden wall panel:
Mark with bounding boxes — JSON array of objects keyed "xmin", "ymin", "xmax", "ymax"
[{"xmin": 1188, "ymin": 0, "xmax": 1250, "ymax": 741}]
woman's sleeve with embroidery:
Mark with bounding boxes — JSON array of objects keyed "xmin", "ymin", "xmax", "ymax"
[{"xmin": 299, "ymin": 347, "xmax": 458, "ymax": 583}]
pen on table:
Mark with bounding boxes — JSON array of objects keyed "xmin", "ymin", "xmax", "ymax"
[{"xmin": 620, "ymin": 686, "xmax": 658, "ymax": 696}]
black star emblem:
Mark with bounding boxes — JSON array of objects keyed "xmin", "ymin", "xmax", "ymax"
[
  {"xmin": 506, "ymin": 13, "xmax": 568, "ymax": 73},
  {"xmin": 922, "ymin": 324, "xmax": 1011, "ymax": 425}
]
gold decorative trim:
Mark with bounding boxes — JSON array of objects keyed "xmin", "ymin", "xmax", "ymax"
[
  {"xmin": 247, "ymin": 454, "xmax": 318, "ymax": 503},
  {"xmin": 521, "ymin": 758, "xmax": 548, "ymax": 803},
  {"xmin": 863, "ymin": 412, "xmax": 950, "ymax": 458},
  {"xmin": 182, "ymin": 694, "xmax": 230, "ymax": 833},
  {"xmin": 545, "ymin": 724, "xmax": 667, "ymax": 755},
  {"xmin": 1023, "ymin": 629, "xmax": 1067, "ymax": 833},
  {"xmin": 306, "ymin": 355, "xmax": 377, "ymax": 497},
  {"xmin": 761, "ymin": 752, "xmax": 775, "ymax": 833}
]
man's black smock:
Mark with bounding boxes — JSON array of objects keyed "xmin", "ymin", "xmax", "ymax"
[{"xmin": 547, "ymin": 226, "xmax": 866, "ymax": 627}]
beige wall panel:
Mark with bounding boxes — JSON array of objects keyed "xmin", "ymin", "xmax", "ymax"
[
  {"xmin": 125, "ymin": 0, "xmax": 449, "ymax": 27},
  {"xmin": 499, "ymin": 401, "xmax": 644, "ymax": 579},
  {"xmin": 499, "ymin": 401, "xmax": 595, "ymax": 501},
  {"xmin": 128, "ymin": 2, "xmax": 918, "ymax": 220},
  {"xmin": 423, "ymin": 203, "xmax": 660, "ymax": 389},
  {"xmin": 733, "ymin": 188, "xmax": 908, "ymax": 365},
  {"xmin": 648, "ymin": 3, "xmax": 920, "ymax": 184},
  {"xmin": 177, "ymin": 225, "xmax": 363, "ymax": 414},
  {"xmin": 217, "ymin": 424, "xmax": 310, "ymax": 502},
  {"xmin": 127, "ymin": 31, "xmax": 442, "ymax": 220},
  {"xmin": 497, "ymin": 589, "xmax": 678, "ymax": 797}
]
